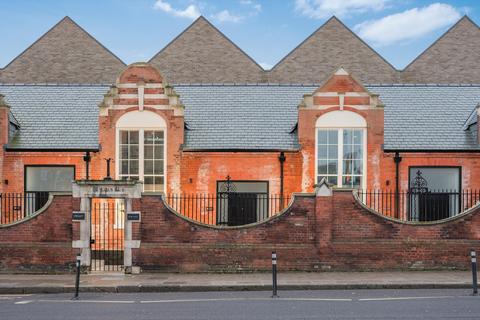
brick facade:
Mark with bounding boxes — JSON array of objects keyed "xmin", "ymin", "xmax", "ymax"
[{"xmin": 1, "ymin": 191, "xmax": 478, "ymax": 272}]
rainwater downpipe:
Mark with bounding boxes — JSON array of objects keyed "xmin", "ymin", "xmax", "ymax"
[
  {"xmin": 393, "ymin": 152, "xmax": 402, "ymax": 218},
  {"xmin": 279, "ymin": 152, "xmax": 286, "ymax": 208}
]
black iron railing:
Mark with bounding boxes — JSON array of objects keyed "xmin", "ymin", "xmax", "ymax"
[
  {"xmin": 165, "ymin": 194, "xmax": 291, "ymax": 226},
  {"xmin": 358, "ymin": 189, "xmax": 480, "ymax": 222},
  {"xmin": 0, "ymin": 192, "xmax": 49, "ymax": 225}
]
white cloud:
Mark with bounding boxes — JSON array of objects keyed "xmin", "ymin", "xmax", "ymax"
[
  {"xmin": 211, "ymin": 10, "xmax": 243, "ymax": 23},
  {"xmin": 241, "ymin": 0, "xmax": 262, "ymax": 14},
  {"xmin": 153, "ymin": 0, "xmax": 201, "ymax": 20},
  {"xmin": 354, "ymin": 3, "xmax": 461, "ymax": 46},
  {"xmin": 295, "ymin": 0, "xmax": 387, "ymax": 19},
  {"xmin": 259, "ymin": 62, "xmax": 273, "ymax": 70}
]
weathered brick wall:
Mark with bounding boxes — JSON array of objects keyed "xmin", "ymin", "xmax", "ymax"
[
  {"xmin": 132, "ymin": 195, "xmax": 320, "ymax": 272},
  {"xmin": 0, "ymin": 195, "xmax": 79, "ymax": 272},
  {"xmin": 0, "ymin": 191, "xmax": 478, "ymax": 273},
  {"xmin": 318, "ymin": 191, "xmax": 480, "ymax": 271}
]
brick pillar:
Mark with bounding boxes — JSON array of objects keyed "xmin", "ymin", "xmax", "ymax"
[
  {"xmin": 314, "ymin": 178, "xmax": 334, "ymax": 269},
  {"xmin": 0, "ymin": 95, "xmax": 10, "ymax": 193}
]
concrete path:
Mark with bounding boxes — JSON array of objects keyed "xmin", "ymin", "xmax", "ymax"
[{"xmin": 0, "ymin": 271, "xmax": 476, "ymax": 294}]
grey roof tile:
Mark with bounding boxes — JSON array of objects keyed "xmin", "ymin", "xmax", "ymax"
[{"xmin": 1, "ymin": 84, "xmax": 479, "ymax": 152}]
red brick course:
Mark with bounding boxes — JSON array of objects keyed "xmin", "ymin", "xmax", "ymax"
[{"xmin": 0, "ymin": 195, "xmax": 79, "ymax": 272}]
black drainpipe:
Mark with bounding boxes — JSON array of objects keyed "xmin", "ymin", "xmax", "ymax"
[
  {"xmin": 393, "ymin": 152, "xmax": 402, "ymax": 218},
  {"xmin": 83, "ymin": 151, "xmax": 91, "ymax": 180},
  {"xmin": 279, "ymin": 152, "xmax": 286, "ymax": 208}
]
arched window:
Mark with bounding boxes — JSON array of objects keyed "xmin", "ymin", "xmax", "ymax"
[
  {"xmin": 316, "ymin": 111, "xmax": 367, "ymax": 189},
  {"xmin": 116, "ymin": 110, "xmax": 166, "ymax": 192}
]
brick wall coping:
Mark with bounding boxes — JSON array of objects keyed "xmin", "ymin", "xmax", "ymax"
[
  {"xmin": 159, "ymin": 192, "xmax": 315, "ymax": 230},
  {"xmin": 352, "ymin": 190, "xmax": 480, "ymax": 226},
  {"xmin": 0, "ymin": 193, "xmax": 71, "ymax": 229}
]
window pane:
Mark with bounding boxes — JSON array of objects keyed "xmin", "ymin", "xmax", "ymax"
[
  {"xmin": 353, "ymin": 160, "xmax": 363, "ymax": 174},
  {"xmin": 154, "ymin": 160, "xmax": 164, "ymax": 174},
  {"xmin": 26, "ymin": 167, "xmax": 74, "ymax": 192},
  {"xmin": 345, "ymin": 159, "xmax": 355, "ymax": 175},
  {"xmin": 121, "ymin": 131, "xmax": 129, "ymax": 144},
  {"xmin": 144, "ymin": 146, "xmax": 153, "ymax": 159},
  {"xmin": 343, "ymin": 144, "xmax": 353, "ymax": 160},
  {"xmin": 328, "ymin": 160, "xmax": 337, "ymax": 174},
  {"xmin": 121, "ymin": 146, "xmax": 128, "ymax": 159},
  {"xmin": 144, "ymin": 131, "xmax": 154, "ymax": 144},
  {"xmin": 154, "ymin": 131, "xmax": 164, "ymax": 143},
  {"xmin": 129, "ymin": 131, "xmax": 139, "ymax": 144},
  {"xmin": 353, "ymin": 130, "xmax": 362, "ymax": 144},
  {"xmin": 154, "ymin": 176, "xmax": 164, "ymax": 191},
  {"xmin": 343, "ymin": 130, "xmax": 353, "ymax": 145},
  {"xmin": 318, "ymin": 145, "xmax": 327, "ymax": 159},
  {"xmin": 144, "ymin": 176, "xmax": 154, "ymax": 192},
  {"xmin": 328, "ymin": 130, "xmax": 338, "ymax": 144},
  {"xmin": 318, "ymin": 160, "xmax": 328, "ymax": 174},
  {"xmin": 144, "ymin": 160, "xmax": 153, "ymax": 174},
  {"xmin": 121, "ymin": 160, "xmax": 128, "ymax": 174},
  {"xmin": 318, "ymin": 130, "xmax": 328, "ymax": 144},
  {"xmin": 130, "ymin": 160, "xmax": 139, "ymax": 175},
  {"xmin": 353, "ymin": 144, "xmax": 362, "ymax": 159},
  {"xmin": 328, "ymin": 145, "xmax": 337, "ymax": 159},
  {"xmin": 154, "ymin": 146, "xmax": 164, "ymax": 159},
  {"xmin": 327, "ymin": 176, "xmax": 337, "ymax": 186},
  {"xmin": 130, "ymin": 145, "xmax": 139, "ymax": 159}
]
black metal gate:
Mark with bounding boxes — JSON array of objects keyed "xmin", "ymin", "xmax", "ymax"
[{"xmin": 90, "ymin": 199, "xmax": 124, "ymax": 271}]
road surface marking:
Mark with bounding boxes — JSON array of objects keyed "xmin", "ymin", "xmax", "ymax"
[
  {"xmin": 358, "ymin": 296, "xmax": 454, "ymax": 301},
  {"xmin": 37, "ymin": 299, "xmax": 135, "ymax": 304},
  {"xmin": 15, "ymin": 300, "xmax": 33, "ymax": 304},
  {"xmin": 140, "ymin": 297, "xmax": 352, "ymax": 303}
]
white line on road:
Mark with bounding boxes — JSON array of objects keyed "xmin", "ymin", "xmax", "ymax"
[
  {"xmin": 37, "ymin": 299, "xmax": 135, "ymax": 304},
  {"xmin": 15, "ymin": 300, "xmax": 33, "ymax": 304},
  {"xmin": 358, "ymin": 296, "xmax": 455, "ymax": 301},
  {"xmin": 140, "ymin": 297, "xmax": 352, "ymax": 303}
]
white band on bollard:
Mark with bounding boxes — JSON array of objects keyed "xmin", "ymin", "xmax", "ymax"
[{"xmin": 472, "ymin": 258, "xmax": 477, "ymax": 263}]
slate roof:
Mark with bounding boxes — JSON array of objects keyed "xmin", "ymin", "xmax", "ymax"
[
  {"xmin": 1, "ymin": 84, "xmax": 479, "ymax": 152},
  {"xmin": 0, "ymin": 84, "xmax": 109, "ymax": 150},
  {"xmin": 175, "ymin": 84, "xmax": 316, "ymax": 150},
  {"xmin": 370, "ymin": 85, "xmax": 480, "ymax": 151}
]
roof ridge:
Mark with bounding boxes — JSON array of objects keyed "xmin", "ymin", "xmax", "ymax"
[
  {"xmin": 269, "ymin": 16, "xmax": 398, "ymax": 72},
  {"xmin": 1, "ymin": 16, "xmax": 126, "ymax": 70},
  {"xmin": 148, "ymin": 16, "xmax": 264, "ymax": 70},
  {"xmin": 402, "ymin": 15, "xmax": 480, "ymax": 72},
  {"xmin": 172, "ymin": 82, "xmax": 319, "ymax": 87}
]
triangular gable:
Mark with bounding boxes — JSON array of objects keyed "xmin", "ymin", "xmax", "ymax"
[
  {"xmin": 402, "ymin": 16, "xmax": 480, "ymax": 83},
  {"xmin": 0, "ymin": 16, "xmax": 125, "ymax": 84},
  {"xmin": 149, "ymin": 16, "xmax": 263, "ymax": 84},
  {"xmin": 303, "ymin": 68, "xmax": 381, "ymax": 109},
  {"xmin": 268, "ymin": 16, "xmax": 398, "ymax": 84}
]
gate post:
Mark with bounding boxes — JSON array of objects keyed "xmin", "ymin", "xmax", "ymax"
[
  {"xmin": 71, "ymin": 194, "xmax": 91, "ymax": 267},
  {"xmin": 124, "ymin": 197, "xmax": 141, "ymax": 274}
]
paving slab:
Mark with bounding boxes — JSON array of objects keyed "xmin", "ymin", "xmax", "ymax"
[{"xmin": 0, "ymin": 271, "xmax": 476, "ymax": 294}]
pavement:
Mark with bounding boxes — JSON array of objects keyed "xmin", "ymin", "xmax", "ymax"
[{"xmin": 0, "ymin": 271, "xmax": 477, "ymax": 294}]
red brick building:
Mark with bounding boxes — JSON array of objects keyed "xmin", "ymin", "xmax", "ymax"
[{"xmin": 1, "ymin": 15, "xmax": 480, "ymax": 223}]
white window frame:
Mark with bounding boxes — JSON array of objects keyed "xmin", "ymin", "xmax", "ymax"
[
  {"xmin": 115, "ymin": 111, "xmax": 167, "ymax": 193},
  {"xmin": 315, "ymin": 111, "xmax": 367, "ymax": 189}
]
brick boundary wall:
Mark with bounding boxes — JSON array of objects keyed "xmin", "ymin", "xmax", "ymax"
[
  {"xmin": 0, "ymin": 195, "xmax": 78, "ymax": 273},
  {"xmin": 0, "ymin": 191, "xmax": 478, "ymax": 273},
  {"xmin": 317, "ymin": 190, "xmax": 480, "ymax": 271},
  {"xmin": 132, "ymin": 195, "xmax": 321, "ymax": 272}
]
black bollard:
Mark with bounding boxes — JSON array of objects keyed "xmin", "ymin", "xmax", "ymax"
[
  {"xmin": 471, "ymin": 250, "xmax": 478, "ymax": 296},
  {"xmin": 73, "ymin": 254, "xmax": 81, "ymax": 300},
  {"xmin": 272, "ymin": 251, "xmax": 278, "ymax": 298}
]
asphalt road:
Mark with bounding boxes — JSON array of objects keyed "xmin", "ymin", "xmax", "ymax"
[{"xmin": 1, "ymin": 289, "xmax": 479, "ymax": 319}]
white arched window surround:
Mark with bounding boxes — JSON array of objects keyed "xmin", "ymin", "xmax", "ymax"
[
  {"xmin": 115, "ymin": 110, "xmax": 167, "ymax": 192},
  {"xmin": 315, "ymin": 110, "xmax": 367, "ymax": 189}
]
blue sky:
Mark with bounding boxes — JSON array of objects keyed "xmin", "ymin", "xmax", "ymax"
[{"xmin": 0, "ymin": 0, "xmax": 478, "ymax": 70}]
